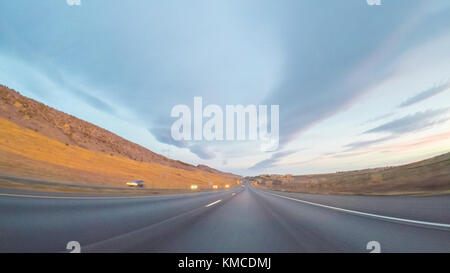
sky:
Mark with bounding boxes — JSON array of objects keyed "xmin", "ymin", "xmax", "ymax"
[{"xmin": 1, "ymin": 0, "xmax": 450, "ymax": 176}]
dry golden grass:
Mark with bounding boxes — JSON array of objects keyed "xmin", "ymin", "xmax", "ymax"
[
  {"xmin": 0, "ymin": 118, "xmax": 237, "ymax": 190},
  {"xmin": 253, "ymin": 152, "xmax": 450, "ymax": 195}
]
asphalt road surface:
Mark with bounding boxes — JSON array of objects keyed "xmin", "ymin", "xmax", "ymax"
[{"xmin": 0, "ymin": 186, "xmax": 449, "ymax": 252}]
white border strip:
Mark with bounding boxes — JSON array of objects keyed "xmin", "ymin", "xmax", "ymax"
[
  {"xmin": 266, "ymin": 191, "xmax": 450, "ymax": 229},
  {"xmin": 205, "ymin": 199, "xmax": 222, "ymax": 207},
  {"xmin": 0, "ymin": 193, "xmax": 153, "ymax": 200}
]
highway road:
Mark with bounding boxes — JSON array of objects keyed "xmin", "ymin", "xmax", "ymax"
[{"xmin": 0, "ymin": 186, "xmax": 449, "ymax": 252}]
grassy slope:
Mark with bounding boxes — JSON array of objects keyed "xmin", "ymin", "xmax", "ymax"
[
  {"xmin": 254, "ymin": 152, "xmax": 450, "ymax": 195},
  {"xmin": 0, "ymin": 117, "xmax": 237, "ymax": 189}
]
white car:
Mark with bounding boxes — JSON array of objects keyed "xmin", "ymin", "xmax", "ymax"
[{"xmin": 126, "ymin": 180, "xmax": 145, "ymax": 188}]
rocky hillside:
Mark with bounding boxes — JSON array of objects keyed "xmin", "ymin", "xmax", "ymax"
[
  {"xmin": 0, "ymin": 84, "xmax": 239, "ymax": 187},
  {"xmin": 0, "ymin": 84, "xmax": 236, "ymax": 177}
]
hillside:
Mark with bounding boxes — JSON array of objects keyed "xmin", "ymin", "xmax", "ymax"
[
  {"xmin": 0, "ymin": 85, "xmax": 239, "ymax": 189},
  {"xmin": 250, "ymin": 152, "xmax": 450, "ymax": 195}
]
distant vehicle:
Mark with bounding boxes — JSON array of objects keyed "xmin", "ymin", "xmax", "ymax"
[
  {"xmin": 126, "ymin": 180, "xmax": 145, "ymax": 188},
  {"xmin": 190, "ymin": 184, "xmax": 198, "ymax": 190},
  {"xmin": 225, "ymin": 184, "xmax": 230, "ymax": 189},
  {"xmin": 212, "ymin": 185, "xmax": 218, "ymax": 190}
]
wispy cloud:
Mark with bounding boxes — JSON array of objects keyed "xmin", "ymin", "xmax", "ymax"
[
  {"xmin": 344, "ymin": 108, "xmax": 450, "ymax": 152},
  {"xmin": 148, "ymin": 127, "xmax": 187, "ymax": 148},
  {"xmin": 189, "ymin": 144, "xmax": 216, "ymax": 160},
  {"xmin": 339, "ymin": 131, "xmax": 450, "ymax": 159},
  {"xmin": 148, "ymin": 127, "xmax": 216, "ymax": 160},
  {"xmin": 362, "ymin": 112, "xmax": 395, "ymax": 125},
  {"xmin": 364, "ymin": 108, "xmax": 450, "ymax": 135},
  {"xmin": 344, "ymin": 136, "xmax": 394, "ymax": 150},
  {"xmin": 70, "ymin": 87, "xmax": 116, "ymax": 114},
  {"xmin": 378, "ymin": 131, "xmax": 450, "ymax": 154},
  {"xmin": 250, "ymin": 150, "xmax": 296, "ymax": 170},
  {"xmin": 261, "ymin": 1, "xmax": 433, "ymax": 150},
  {"xmin": 399, "ymin": 81, "xmax": 450, "ymax": 108}
]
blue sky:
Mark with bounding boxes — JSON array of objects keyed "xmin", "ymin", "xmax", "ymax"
[{"xmin": 1, "ymin": 0, "xmax": 450, "ymax": 176}]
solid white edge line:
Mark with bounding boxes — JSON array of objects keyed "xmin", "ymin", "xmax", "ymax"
[
  {"xmin": 265, "ymin": 191, "xmax": 450, "ymax": 229},
  {"xmin": 0, "ymin": 190, "xmax": 224, "ymax": 200},
  {"xmin": 205, "ymin": 199, "xmax": 222, "ymax": 207},
  {"xmin": 0, "ymin": 192, "xmax": 171, "ymax": 200}
]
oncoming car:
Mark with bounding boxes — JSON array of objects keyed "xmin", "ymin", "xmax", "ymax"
[{"xmin": 126, "ymin": 180, "xmax": 145, "ymax": 188}]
